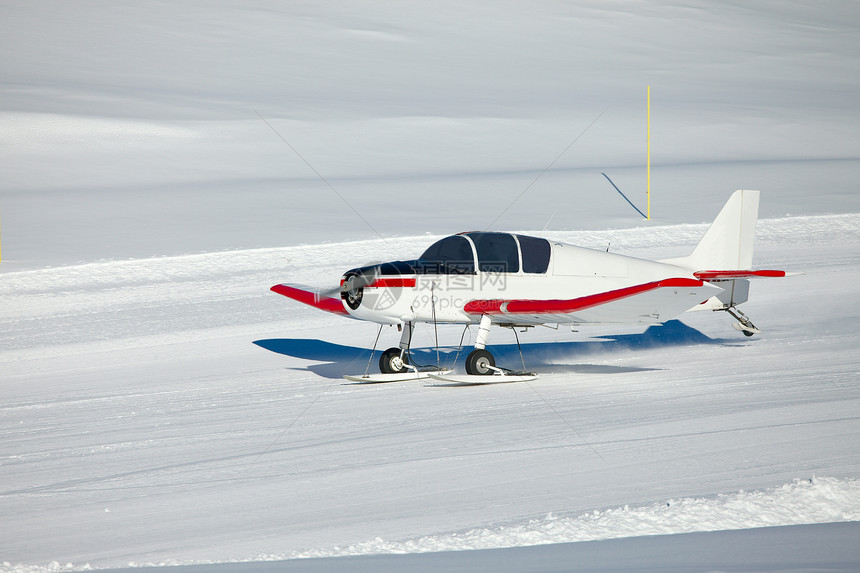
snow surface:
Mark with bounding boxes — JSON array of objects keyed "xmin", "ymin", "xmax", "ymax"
[
  {"xmin": 2, "ymin": 215, "xmax": 859, "ymax": 571},
  {"xmin": 2, "ymin": 1, "xmax": 860, "ymax": 571}
]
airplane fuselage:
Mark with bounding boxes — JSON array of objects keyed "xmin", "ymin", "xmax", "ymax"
[{"xmin": 342, "ymin": 232, "xmax": 721, "ymax": 327}]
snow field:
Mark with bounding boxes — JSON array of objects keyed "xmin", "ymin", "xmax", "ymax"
[
  {"xmin": 3, "ymin": 2, "xmax": 860, "ymax": 569},
  {"xmin": 2, "ymin": 214, "xmax": 859, "ymax": 570}
]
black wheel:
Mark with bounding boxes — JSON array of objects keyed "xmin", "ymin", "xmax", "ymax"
[
  {"xmin": 465, "ymin": 349, "xmax": 495, "ymax": 376},
  {"xmin": 379, "ymin": 347, "xmax": 408, "ymax": 374}
]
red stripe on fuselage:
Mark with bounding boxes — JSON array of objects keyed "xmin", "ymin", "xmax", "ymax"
[
  {"xmin": 463, "ymin": 278, "xmax": 704, "ymax": 316},
  {"xmin": 367, "ymin": 278, "xmax": 417, "ymax": 288},
  {"xmin": 338, "ymin": 277, "xmax": 417, "ymax": 288}
]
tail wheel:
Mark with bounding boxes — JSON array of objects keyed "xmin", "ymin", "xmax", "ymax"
[
  {"xmin": 379, "ymin": 347, "xmax": 408, "ymax": 374},
  {"xmin": 465, "ymin": 349, "xmax": 495, "ymax": 375}
]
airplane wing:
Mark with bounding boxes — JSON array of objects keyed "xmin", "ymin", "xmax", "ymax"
[
  {"xmin": 463, "ymin": 278, "xmax": 723, "ymax": 325},
  {"xmin": 270, "ymin": 284, "xmax": 350, "ymax": 316}
]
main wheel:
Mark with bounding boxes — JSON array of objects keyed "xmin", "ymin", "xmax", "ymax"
[
  {"xmin": 465, "ymin": 349, "xmax": 495, "ymax": 376},
  {"xmin": 379, "ymin": 347, "xmax": 408, "ymax": 374}
]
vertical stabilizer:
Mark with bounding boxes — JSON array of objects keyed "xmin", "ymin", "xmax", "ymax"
[{"xmin": 664, "ymin": 190, "xmax": 759, "ymax": 272}]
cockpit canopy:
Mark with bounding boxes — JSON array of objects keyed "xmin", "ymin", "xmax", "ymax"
[
  {"xmin": 418, "ymin": 232, "xmax": 551, "ymax": 274},
  {"xmin": 342, "ymin": 232, "xmax": 551, "ymax": 283}
]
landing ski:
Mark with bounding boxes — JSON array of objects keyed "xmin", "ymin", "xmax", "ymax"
[
  {"xmin": 344, "ymin": 369, "xmax": 451, "ymax": 384},
  {"xmin": 428, "ymin": 371, "xmax": 537, "ymax": 385},
  {"xmin": 731, "ymin": 322, "xmax": 762, "ymax": 335}
]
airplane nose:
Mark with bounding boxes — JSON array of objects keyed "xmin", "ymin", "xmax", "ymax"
[{"xmin": 340, "ymin": 275, "xmax": 363, "ymax": 310}]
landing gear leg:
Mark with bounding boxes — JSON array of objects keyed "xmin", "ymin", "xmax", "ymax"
[
  {"xmin": 725, "ymin": 306, "xmax": 761, "ymax": 337},
  {"xmin": 465, "ymin": 315, "xmax": 495, "ymax": 375},
  {"xmin": 379, "ymin": 321, "xmax": 413, "ymax": 374}
]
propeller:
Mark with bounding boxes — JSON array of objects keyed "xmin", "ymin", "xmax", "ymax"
[{"xmin": 315, "ymin": 265, "xmax": 381, "ymax": 310}]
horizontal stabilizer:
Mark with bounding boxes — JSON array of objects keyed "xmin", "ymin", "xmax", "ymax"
[{"xmin": 694, "ymin": 269, "xmax": 786, "ymax": 280}]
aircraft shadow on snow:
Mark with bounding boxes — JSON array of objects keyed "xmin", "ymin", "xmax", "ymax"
[{"xmin": 253, "ymin": 320, "xmax": 737, "ymax": 380}]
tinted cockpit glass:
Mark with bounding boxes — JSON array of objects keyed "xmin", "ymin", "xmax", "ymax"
[
  {"xmin": 467, "ymin": 232, "xmax": 519, "ymax": 273},
  {"xmin": 419, "ymin": 235, "xmax": 475, "ymax": 274},
  {"xmin": 517, "ymin": 234, "xmax": 551, "ymax": 273}
]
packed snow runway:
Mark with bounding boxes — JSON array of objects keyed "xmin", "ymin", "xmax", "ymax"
[{"xmin": 2, "ymin": 215, "xmax": 859, "ymax": 571}]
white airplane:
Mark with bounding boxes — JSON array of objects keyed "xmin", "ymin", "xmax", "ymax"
[{"xmin": 272, "ymin": 190, "xmax": 785, "ymax": 381}]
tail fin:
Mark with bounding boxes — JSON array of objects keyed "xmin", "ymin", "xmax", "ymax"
[
  {"xmin": 662, "ymin": 189, "xmax": 759, "ymax": 272},
  {"xmin": 662, "ymin": 190, "xmax": 790, "ymax": 312}
]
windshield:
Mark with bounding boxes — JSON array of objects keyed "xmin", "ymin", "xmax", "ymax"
[{"xmin": 419, "ymin": 235, "xmax": 475, "ymax": 274}]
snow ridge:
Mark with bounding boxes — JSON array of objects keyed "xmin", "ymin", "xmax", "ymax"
[
  {"xmin": 3, "ymin": 477, "xmax": 856, "ymax": 572},
  {"xmin": 285, "ymin": 477, "xmax": 860, "ymax": 559}
]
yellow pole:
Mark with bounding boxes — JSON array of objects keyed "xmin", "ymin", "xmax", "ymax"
[{"xmin": 647, "ymin": 85, "xmax": 651, "ymax": 220}]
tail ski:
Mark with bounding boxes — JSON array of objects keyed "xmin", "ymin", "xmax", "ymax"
[{"xmin": 661, "ymin": 190, "xmax": 785, "ymax": 311}]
